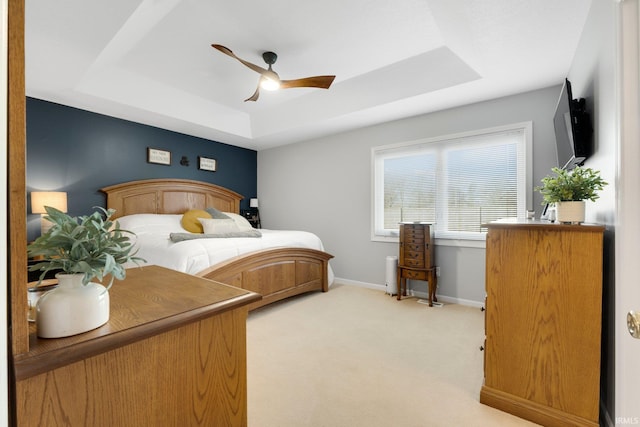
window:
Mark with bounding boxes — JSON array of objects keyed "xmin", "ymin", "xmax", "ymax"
[{"xmin": 372, "ymin": 122, "xmax": 532, "ymax": 243}]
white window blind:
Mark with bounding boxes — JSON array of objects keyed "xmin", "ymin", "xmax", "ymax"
[{"xmin": 372, "ymin": 123, "xmax": 531, "ymax": 241}]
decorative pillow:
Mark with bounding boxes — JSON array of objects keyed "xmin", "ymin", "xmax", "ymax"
[
  {"xmin": 223, "ymin": 212, "xmax": 254, "ymax": 231},
  {"xmin": 115, "ymin": 214, "xmax": 184, "ymax": 234},
  {"xmin": 198, "ymin": 218, "xmax": 240, "ymax": 234},
  {"xmin": 180, "ymin": 209, "xmax": 212, "ymax": 233},
  {"xmin": 205, "ymin": 207, "xmax": 231, "ymax": 219}
]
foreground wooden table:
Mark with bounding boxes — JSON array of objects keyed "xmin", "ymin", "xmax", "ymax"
[{"xmin": 13, "ymin": 265, "xmax": 261, "ymax": 427}]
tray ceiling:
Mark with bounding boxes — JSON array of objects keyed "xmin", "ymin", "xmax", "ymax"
[{"xmin": 26, "ymin": 0, "xmax": 592, "ymax": 150}]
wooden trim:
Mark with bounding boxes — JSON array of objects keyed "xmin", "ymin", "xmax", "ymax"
[
  {"xmin": 8, "ymin": 0, "xmax": 28, "ymax": 356},
  {"xmin": 480, "ymin": 386, "xmax": 598, "ymax": 427},
  {"xmin": 485, "ymin": 218, "xmax": 605, "ymax": 232}
]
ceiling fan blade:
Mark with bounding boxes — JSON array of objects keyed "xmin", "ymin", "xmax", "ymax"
[
  {"xmin": 211, "ymin": 44, "xmax": 266, "ymax": 74},
  {"xmin": 244, "ymin": 83, "xmax": 260, "ymax": 102},
  {"xmin": 280, "ymin": 75, "xmax": 336, "ymax": 90},
  {"xmin": 211, "ymin": 44, "xmax": 279, "ymax": 81}
]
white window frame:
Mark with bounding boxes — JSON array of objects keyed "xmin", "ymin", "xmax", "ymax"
[{"xmin": 371, "ymin": 122, "xmax": 533, "ymax": 248}]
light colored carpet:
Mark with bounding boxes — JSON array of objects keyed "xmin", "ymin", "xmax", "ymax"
[{"xmin": 246, "ymin": 283, "xmax": 539, "ymax": 427}]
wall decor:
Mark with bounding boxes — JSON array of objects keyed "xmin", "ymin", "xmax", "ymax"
[
  {"xmin": 198, "ymin": 156, "xmax": 217, "ymax": 172},
  {"xmin": 147, "ymin": 148, "xmax": 171, "ymax": 165}
]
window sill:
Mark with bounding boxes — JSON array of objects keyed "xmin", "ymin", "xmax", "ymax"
[
  {"xmin": 434, "ymin": 238, "xmax": 485, "ymax": 249},
  {"xmin": 372, "ymin": 235, "xmax": 486, "ymax": 249}
]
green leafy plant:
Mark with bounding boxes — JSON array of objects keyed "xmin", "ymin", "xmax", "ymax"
[
  {"xmin": 27, "ymin": 206, "xmax": 145, "ymax": 288},
  {"xmin": 536, "ymin": 166, "xmax": 608, "ymax": 204}
]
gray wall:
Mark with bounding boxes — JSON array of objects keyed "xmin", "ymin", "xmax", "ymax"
[
  {"xmin": 258, "ymin": 85, "xmax": 561, "ymax": 304},
  {"xmin": 566, "ymin": 0, "xmax": 617, "ymax": 422}
]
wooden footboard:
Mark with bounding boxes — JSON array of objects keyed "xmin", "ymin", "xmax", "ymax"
[{"xmin": 197, "ymin": 248, "xmax": 334, "ymax": 310}]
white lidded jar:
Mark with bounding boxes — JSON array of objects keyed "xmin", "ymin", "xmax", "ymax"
[{"xmin": 36, "ymin": 273, "xmax": 110, "ymax": 338}]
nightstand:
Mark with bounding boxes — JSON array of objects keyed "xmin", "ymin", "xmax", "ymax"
[{"xmin": 241, "ymin": 210, "xmax": 261, "ymax": 228}]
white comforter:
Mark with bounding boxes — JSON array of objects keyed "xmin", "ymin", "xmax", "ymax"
[{"xmin": 117, "ymin": 214, "xmax": 334, "ymax": 282}]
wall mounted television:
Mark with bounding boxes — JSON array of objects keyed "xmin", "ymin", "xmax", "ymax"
[{"xmin": 553, "ymin": 78, "xmax": 593, "ymax": 170}]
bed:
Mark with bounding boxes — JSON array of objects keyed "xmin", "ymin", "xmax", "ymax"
[{"xmin": 101, "ymin": 178, "xmax": 334, "ymax": 310}]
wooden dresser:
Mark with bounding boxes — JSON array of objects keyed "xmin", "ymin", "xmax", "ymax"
[
  {"xmin": 481, "ymin": 219, "xmax": 604, "ymax": 427},
  {"xmin": 397, "ymin": 222, "xmax": 437, "ymax": 306},
  {"xmin": 13, "ymin": 265, "xmax": 261, "ymax": 427}
]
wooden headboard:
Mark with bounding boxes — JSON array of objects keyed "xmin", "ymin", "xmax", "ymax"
[{"xmin": 101, "ymin": 179, "xmax": 243, "ymax": 219}]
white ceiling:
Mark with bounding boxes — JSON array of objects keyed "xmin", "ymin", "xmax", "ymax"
[{"xmin": 25, "ymin": 0, "xmax": 592, "ymax": 151}]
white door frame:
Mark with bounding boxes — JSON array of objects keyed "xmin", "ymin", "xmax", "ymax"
[{"xmin": 615, "ymin": 0, "xmax": 640, "ymax": 424}]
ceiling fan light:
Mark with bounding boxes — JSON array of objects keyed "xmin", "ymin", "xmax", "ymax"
[{"xmin": 260, "ymin": 77, "xmax": 280, "ymax": 91}]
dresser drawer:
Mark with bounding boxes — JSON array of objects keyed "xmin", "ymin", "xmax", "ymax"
[
  {"xmin": 403, "ymin": 226, "xmax": 425, "ymax": 237},
  {"xmin": 403, "ymin": 236, "xmax": 424, "ymax": 245},
  {"xmin": 403, "ymin": 258, "xmax": 425, "ymax": 268},
  {"xmin": 400, "ymin": 224, "xmax": 431, "ymax": 244},
  {"xmin": 405, "ymin": 250, "xmax": 424, "ymax": 259},
  {"xmin": 400, "ymin": 269, "xmax": 428, "ymax": 280},
  {"xmin": 405, "ymin": 243, "xmax": 424, "ymax": 252},
  {"xmin": 404, "ymin": 250, "xmax": 424, "ymax": 261}
]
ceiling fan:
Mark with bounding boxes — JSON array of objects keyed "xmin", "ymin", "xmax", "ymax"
[{"xmin": 212, "ymin": 44, "xmax": 336, "ymax": 102}]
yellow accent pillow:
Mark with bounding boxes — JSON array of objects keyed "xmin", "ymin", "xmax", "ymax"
[{"xmin": 181, "ymin": 209, "xmax": 212, "ymax": 233}]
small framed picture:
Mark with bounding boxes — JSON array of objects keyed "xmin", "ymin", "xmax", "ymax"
[
  {"xmin": 147, "ymin": 148, "xmax": 171, "ymax": 165},
  {"xmin": 198, "ymin": 156, "xmax": 217, "ymax": 172}
]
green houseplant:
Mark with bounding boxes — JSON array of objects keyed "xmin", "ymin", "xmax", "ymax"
[
  {"xmin": 27, "ymin": 206, "xmax": 145, "ymax": 338},
  {"xmin": 536, "ymin": 166, "xmax": 608, "ymax": 223},
  {"xmin": 537, "ymin": 166, "xmax": 607, "ymax": 204},
  {"xmin": 28, "ymin": 206, "xmax": 144, "ymax": 287}
]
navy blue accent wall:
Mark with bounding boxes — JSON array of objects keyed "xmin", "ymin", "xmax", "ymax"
[{"xmin": 26, "ymin": 97, "xmax": 257, "ymax": 241}]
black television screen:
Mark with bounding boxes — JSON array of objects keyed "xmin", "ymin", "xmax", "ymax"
[{"xmin": 553, "ymin": 78, "xmax": 592, "ymax": 170}]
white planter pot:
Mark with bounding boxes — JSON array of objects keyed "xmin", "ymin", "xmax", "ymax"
[
  {"xmin": 555, "ymin": 201, "xmax": 586, "ymax": 224},
  {"xmin": 36, "ymin": 273, "xmax": 110, "ymax": 338}
]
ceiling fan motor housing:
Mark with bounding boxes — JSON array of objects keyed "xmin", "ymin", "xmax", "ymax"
[{"xmin": 262, "ymin": 51, "xmax": 277, "ymax": 65}]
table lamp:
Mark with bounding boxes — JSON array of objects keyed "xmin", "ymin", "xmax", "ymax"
[
  {"xmin": 249, "ymin": 198, "xmax": 261, "ymax": 228},
  {"xmin": 31, "ymin": 191, "xmax": 68, "ymax": 235}
]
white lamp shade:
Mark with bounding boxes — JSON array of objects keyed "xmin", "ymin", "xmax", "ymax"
[
  {"xmin": 31, "ymin": 191, "xmax": 68, "ymax": 214},
  {"xmin": 250, "ymin": 198, "xmax": 259, "ymax": 208}
]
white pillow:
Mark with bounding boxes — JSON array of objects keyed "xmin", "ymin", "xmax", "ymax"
[
  {"xmin": 115, "ymin": 214, "xmax": 184, "ymax": 234},
  {"xmin": 222, "ymin": 212, "xmax": 254, "ymax": 231},
  {"xmin": 198, "ymin": 218, "xmax": 240, "ymax": 234}
]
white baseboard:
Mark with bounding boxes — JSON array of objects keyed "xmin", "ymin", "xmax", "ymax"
[
  {"xmin": 333, "ymin": 277, "xmax": 484, "ymax": 308},
  {"xmin": 333, "ymin": 277, "xmax": 386, "ymax": 291},
  {"xmin": 436, "ymin": 295, "xmax": 485, "ymax": 309}
]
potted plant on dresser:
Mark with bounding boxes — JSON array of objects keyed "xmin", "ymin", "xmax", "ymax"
[
  {"xmin": 27, "ymin": 206, "xmax": 145, "ymax": 338},
  {"xmin": 536, "ymin": 166, "xmax": 608, "ymax": 224}
]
